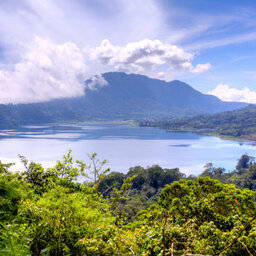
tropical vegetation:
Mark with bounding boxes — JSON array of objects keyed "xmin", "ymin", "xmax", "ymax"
[
  {"xmin": 1, "ymin": 152, "xmax": 256, "ymax": 255},
  {"xmin": 139, "ymin": 105, "xmax": 256, "ymax": 141}
]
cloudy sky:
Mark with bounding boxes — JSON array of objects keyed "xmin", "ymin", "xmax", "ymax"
[{"xmin": 0, "ymin": 0, "xmax": 256, "ymax": 104}]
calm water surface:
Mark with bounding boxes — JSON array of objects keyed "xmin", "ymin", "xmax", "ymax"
[{"xmin": 0, "ymin": 123, "xmax": 255, "ymax": 175}]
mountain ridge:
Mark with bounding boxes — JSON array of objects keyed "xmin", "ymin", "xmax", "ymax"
[{"xmin": 0, "ymin": 72, "xmax": 247, "ymax": 128}]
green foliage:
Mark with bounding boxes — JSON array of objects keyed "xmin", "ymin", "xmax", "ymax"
[
  {"xmin": 236, "ymin": 154, "xmax": 255, "ymax": 173},
  {"xmin": 0, "ymin": 223, "xmax": 30, "ymax": 256},
  {"xmin": 51, "ymin": 150, "xmax": 86, "ymax": 186},
  {"xmin": 98, "ymin": 165, "xmax": 185, "ymax": 221},
  {"xmin": 110, "ymin": 175, "xmax": 136, "ymax": 225},
  {"xmin": 200, "ymin": 154, "xmax": 256, "ymax": 191},
  {"xmin": 159, "ymin": 178, "xmax": 256, "ymax": 255},
  {"xmin": 0, "ymin": 164, "xmax": 28, "ymax": 222},
  {"xmin": 20, "ymin": 186, "xmax": 114, "ymax": 255},
  {"xmin": 0, "ymin": 160, "xmax": 14, "ymax": 174},
  {"xmin": 20, "ymin": 156, "xmax": 56, "ymax": 194},
  {"xmin": 1, "ymin": 152, "xmax": 256, "ymax": 255}
]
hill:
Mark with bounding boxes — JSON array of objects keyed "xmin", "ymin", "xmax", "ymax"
[
  {"xmin": 141, "ymin": 104, "xmax": 256, "ymax": 141},
  {"xmin": 0, "ymin": 72, "xmax": 247, "ymax": 128}
]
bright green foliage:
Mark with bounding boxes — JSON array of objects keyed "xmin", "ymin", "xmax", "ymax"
[
  {"xmin": 0, "ymin": 161, "xmax": 14, "ymax": 174},
  {"xmin": 0, "ymin": 223, "xmax": 30, "ymax": 256},
  {"xmin": 77, "ymin": 224, "xmax": 142, "ymax": 255},
  {"xmin": 159, "ymin": 178, "xmax": 256, "ymax": 255},
  {"xmin": 51, "ymin": 150, "xmax": 86, "ymax": 188},
  {"xmin": 19, "ymin": 186, "xmax": 114, "ymax": 255},
  {"xmin": 1, "ymin": 153, "xmax": 256, "ymax": 255},
  {"xmin": 0, "ymin": 161, "xmax": 31, "ymax": 255},
  {"xmin": 0, "ymin": 161, "xmax": 29, "ymax": 222}
]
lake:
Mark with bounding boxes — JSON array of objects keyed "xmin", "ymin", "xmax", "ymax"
[{"xmin": 0, "ymin": 122, "xmax": 255, "ymax": 176}]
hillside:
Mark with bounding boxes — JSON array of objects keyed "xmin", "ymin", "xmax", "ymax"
[
  {"xmin": 141, "ymin": 104, "xmax": 256, "ymax": 141},
  {"xmin": 0, "ymin": 72, "xmax": 246, "ymax": 129}
]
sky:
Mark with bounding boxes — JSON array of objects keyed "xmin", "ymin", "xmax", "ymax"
[{"xmin": 0, "ymin": 0, "xmax": 256, "ymax": 104}]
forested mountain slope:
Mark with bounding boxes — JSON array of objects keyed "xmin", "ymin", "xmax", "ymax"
[
  {"xmin": 141, "ymin": 104, "xmax": 256, "ymax": 141},
  {"xmin": 0, "ymin": 72, "xmax": 246, "ymax": 128}
]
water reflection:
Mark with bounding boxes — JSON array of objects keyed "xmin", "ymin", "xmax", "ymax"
[
  {"xmin": 0, "ymin": 123, "xmax": 202, "ymax": 141},
  {"xmin": 0, "ymin": 123, "xmax": 255, "ymax": 175}
]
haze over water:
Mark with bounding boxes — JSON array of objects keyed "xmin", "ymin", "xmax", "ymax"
[{"xmin": 1, "ymin": 123, "xmax": 255, "ymax": 176}]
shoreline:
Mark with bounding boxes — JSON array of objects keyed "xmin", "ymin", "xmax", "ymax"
[{"xmin": 162, "ymin": 127, "xmax": 256, "ymax": 143}]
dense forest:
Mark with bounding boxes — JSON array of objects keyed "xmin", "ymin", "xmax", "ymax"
[
  {"xmin": 1, "ymin": 152, "xmax": 256, "ymax": 255},
  {"xmin": 139, "ymin": 105, "xmax": 256, "ymax": 141}
]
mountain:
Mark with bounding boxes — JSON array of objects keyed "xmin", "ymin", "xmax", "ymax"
[
  {"xmin": 0, "ymin": 72, "xmax": 247, "ymax": 128},
  {"xmin": 142, "ymin": 104, "xmax": 256, "ymax": 141},
  {"xmin": 83, "ymin": 72, "xmax": 246, "ymax": 115}
]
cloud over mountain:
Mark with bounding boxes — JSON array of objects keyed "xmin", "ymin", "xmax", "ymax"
[
  {"xmin": 86, "ymin": 74, "xmax": 108, "ymax": 91},
  {"xmin": 0, "ymin": 37, "xmax": 87, "ymax": 104},
  {"xmin": 0, "ymin": 0, "xmax": 256, "ymax": 103},
  {"xmin": 208, "ymin": 84, "xmax": 256, "ymax": 104},
  {"xmin": 0, "ymin": 37, "xmax": 210, "ymax": 104},
  {"xmin": 88, "ymin": 39, "xmax": 211, "ymax": 74}
]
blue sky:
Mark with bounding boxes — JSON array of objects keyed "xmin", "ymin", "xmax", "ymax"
[{"xmin": 0, "ymin": 0, "xmax": 256, "ymax": 103}]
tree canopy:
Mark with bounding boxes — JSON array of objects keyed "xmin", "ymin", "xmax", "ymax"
[{"xmin": 1, "ymin": 152, "xmax": 256, "ymax": 255}]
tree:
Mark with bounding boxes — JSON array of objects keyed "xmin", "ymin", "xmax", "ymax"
[
  {"xmin": 158, "ymin": 177, "xmax": 256, "ymax": 255},
  {"xmin": 19, "ymin": 155, "xmax": 56, "ymax": 194},
  {"xmin": 19, "ymin": 186, "xmax": 114, "ymax": 256},
  {"xmin": 236, "ymin": 154, "xmax": 255, "ymax": 173},
  {"xmin": 84, "ymin": 153, "xmax": 110, "ymax": 184},
  {"xmin": 52, "ymin": 150, "xmax": 86, "ymax": 184}
]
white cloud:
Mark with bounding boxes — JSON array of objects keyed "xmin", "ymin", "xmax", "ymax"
[
  {"xmin": 0, "ymin": 37, "xmax": 87, "ymax": 104},
  {"xmin": 191, "ymin": 63, "xmax": 212, "ymax": 73},
  {"xmin": 0, "ymin": 0, "xmax": 167, "ymax": 59},
  {"xmin": 86, "ymin": 74, "xmax": 108, "ymax": 91},
  {"xmin": 157, "ymin": 72, "xmax": 165, "ymax": 79},
  {"xmin": 88, "ymin": 39, "xmax": 211, "ymax": 74},
  {"xmin": 208, "ymin": 83, "xmax": 256, "ymax": 103},
  {"xmin": 0, "ymin": 36, "xmax": 212, "ymax": 104}
]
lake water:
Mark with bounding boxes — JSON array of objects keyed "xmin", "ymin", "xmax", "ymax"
[{"xmin": 0, "ymin": 122, "xmax": 255, "ymax": 176}]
